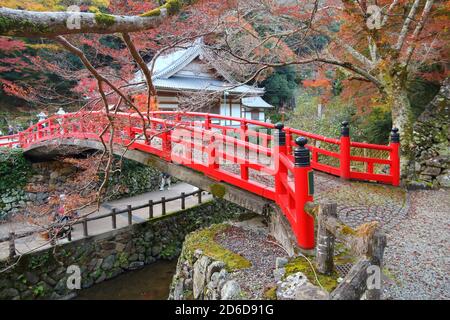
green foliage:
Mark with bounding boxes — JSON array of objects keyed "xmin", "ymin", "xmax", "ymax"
[
  {"xmin": 209, "ymin": 183, "xmax": 226, "ymax": 199},
  {"xmin": 106, "ymin": 158, "xmax": 162, "ymax": 200},
  {"xmin": 407, "ymin": 76, "xmax": 440, "ymax": 120},
  {"xmin": 160, "ymin": 242, "xmax": 179, "ymax": 259},
  {"xmin": 262, "ymin": 66, "xmax": 299, "ymax": 108},
  {"xmin": 29, "ymin": 252, "xmax": 50, "ymax": 270},
  {"xmin": 0, "ymin": 148, "xmax": 33, "ymax": 193},
  {"xmin": 360, "ymin": 108, "xmax": 392, "ymax": 145},
  {"xmin": 287, "ymin": 93, "xmax": 396, "ymax": 145},
  {"xmin": 287, "ymin": 93, "xmax": 362, "ymax": 141},
  {"xmin": 32, "ymin": 284, "xmax": 45, "ymax": 297}
]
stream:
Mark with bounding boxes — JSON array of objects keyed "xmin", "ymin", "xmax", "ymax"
[{"xmin": 75, "ymin": 259, "xmax": 177, "ymax": 300}]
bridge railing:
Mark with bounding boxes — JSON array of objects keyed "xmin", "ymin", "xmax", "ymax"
[
  {"xmin": 13, "ymin": 111, "xmax": 400, "ymax": 250},
  {"xmin": 0, "ymin": 134, "xmax": 19, "ymax": 148},
  {"xmin": 3, "ymin": 189, "xmax": 206, "ymax": 259}
]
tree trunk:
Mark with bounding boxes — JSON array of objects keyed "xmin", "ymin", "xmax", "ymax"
[
  {"xmin": 382, "ymin": 67, "xmax": 413, "ymax": 177},
  {"xmin": 391, "ymin": 85, "xmax": 413, "ymax": 172}
]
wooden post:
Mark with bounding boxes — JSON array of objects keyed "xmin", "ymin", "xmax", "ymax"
[
  {"xmin": 50, "ymin": 229, "xmax": 56, "ymax": 246},
  {"xmin": 82, "ymin": 220, "xmax": 88, "ymax": 237},
  {"xmin": 181, "ymin": 192, "xmax": 186, "ymax": 210},
  {"xmin": 330, "ymin": 258, "xmax": 371, "ymax": 300},
  {"xmin": 127, "ymin": 205, "xmax": 133, "ymax": 225},
  {"xmin": 67, "ymin": 228, "xmax": 72, "ymax": 242},
  {"xmin": 366, "ymin": 231, "xmax": 387, "ymax": 300},
  {"xmin": 8, "ymin": 232, "xmax": 15, "ymax": 259},
  {"xmin": 149, "ymin": 200, "xmax": 154, "ymax": 219},
  {"xmin": 161, "ymin": 197, "xmax": 166, "ymax": 216},
  {"xmin": 197, "ymin": 190, "xmax": 202, "ymax": 204},
  {"xmin": 111, "ymin": 208, "xmax": 117, "ymax": 229},
  {"xmin": 316, "ymin": 203, "xmax": 338, "ymax": 274}
]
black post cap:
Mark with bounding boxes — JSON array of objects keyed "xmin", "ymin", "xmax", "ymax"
[
  {"xmin": 341, "ymin": 121, "xmax": 350, "ymax": 137},
  {"xmin": 294, "ymin": 137, "xmax": 310, "ymax": 167},
  {"xmin": 274, "ymin": 123, "xmax": 286, "ymax": 146},
  {"xmin": 390, "ymin": 128, "xmax": 400, "ymax": 143}
]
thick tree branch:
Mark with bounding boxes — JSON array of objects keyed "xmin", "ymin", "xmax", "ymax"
[
  {"xmin": 0, "ymin": 1, "xmax": 194, "ymax": 37},
  {"xmin": 121, "ymin": 32, "xmax": 158, "ymax": 116},
  {"xmin": 0, "ymin": 8, "xmax": 165, "ymax": 37}
]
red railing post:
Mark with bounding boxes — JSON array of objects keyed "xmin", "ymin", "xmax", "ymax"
[
  {"xmin": 209, "ymin": 133, "xmax": 219, "ymax": 171},
  {"xmin": 293, "ymin": 137, "xmax": 315, "ymax": 250},
  {"xmin": 390, "ymin": 128, "xmax": 400, "ymax": 186},
  {"xmin": 48, "ymin": 118, "xmax": 54, "ymax": 137},
  {"xmin": 62, "ymin": 115, "xmax": 68, "ymax": 135},
  {"xmin": 285, "ymin": 128, "xmax": 292, "ymax": 156},
  {"xmin": 204, "ymin": 114, "xmax": 211, "ymax": 130},
  {"xmin": 240, "ymin": 121, "xmax": 249, "ymax": 180},
  {"xmin": 274, "ymin": 123, "xmax": 287, "ymax": 195},
  {"xmin": 37, "ymin": 123, "xmax": 43, "ymax": 140},
  {"xmin": 18, "ymin": 132, "xmax": 23, "ymax": 147},
  {"xmin": 163, "ymin": 122, "xmax": 172, "ymax": 161},
  {"xmin": 339, "ymin": 121, "xmax": 351, "ymax": 180}
]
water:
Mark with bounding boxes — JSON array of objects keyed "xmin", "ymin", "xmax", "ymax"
[{"xmin": 75, "ymin": 259, "xmax": 177, "ymax": 300}]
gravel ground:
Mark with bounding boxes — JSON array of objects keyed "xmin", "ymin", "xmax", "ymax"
[
  {"xmin": 383, "ymin": 189, "xmax": 450, "ymax": 300},
  {"xmin": 215, "ymin": 219, "xmax": 287, "ymax": 299}
]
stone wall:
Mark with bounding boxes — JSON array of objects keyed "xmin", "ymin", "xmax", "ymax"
[
  {"xmin": 0, "ymin": 156, "xmax": 165, "ymax": 220},
  {"xmin": 408, "ymin": 77, "xmax": 450, "ymax": 188},
  {"xmin": 0, "ymin": 199, "xmax": 250, "ymax": 300},
  {"xmin": 169, "ymin": 249, "xmax": 243, "ymax": 300}
]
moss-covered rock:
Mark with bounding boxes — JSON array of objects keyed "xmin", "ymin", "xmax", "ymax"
[
  {"xmin": 183, "ymin": 224, "xmax": 251, "ymax": 271},
  {"xmin": 284, "ymin": 256, "xmax": 339, "ymax": 293}
]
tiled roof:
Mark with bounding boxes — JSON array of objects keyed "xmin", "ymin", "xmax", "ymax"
[
  {"xmin": 242, "ymin": 96, "xmax": 273, "ymax": 108},
  {"xmin": 150, "ymin": 76, "xmax": 264, "ymax": 95},
  {"xmin": 133, "ymin": 38, "xmax": 266, "ymax": 97}
]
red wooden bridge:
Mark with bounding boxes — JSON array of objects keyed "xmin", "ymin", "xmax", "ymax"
[{"xmin": 1, "ymin": 111, "xmax": 400, "ymax": 250}]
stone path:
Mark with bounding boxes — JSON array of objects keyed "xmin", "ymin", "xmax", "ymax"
[
  {"xmin": 0, "ymin": 182, "xmax": 212, "ymax": 260},
  {"xmin": 216, "ymin": 218, "xmax": 287, "ymax": 300}
]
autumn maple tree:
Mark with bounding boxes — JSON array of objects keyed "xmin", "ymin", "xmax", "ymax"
[
  {"xmin": 0, "ymin": 0, "xmax": 448, "ymax": 167},
  {"xmin": 215, "ymin": 0, "xmax": 448, "ymax": 168}
]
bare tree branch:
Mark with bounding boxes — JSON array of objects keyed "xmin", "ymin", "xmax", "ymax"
[{"xmin": 394, "ymin": 0, "xmax": 422, "ymax": 51}]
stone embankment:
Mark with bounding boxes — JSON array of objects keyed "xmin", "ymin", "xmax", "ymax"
[
  {"xmin": 169, "ymin": 219, "xmax": 338, "ymax": 300},
  {"xmin": 0, "ymin": 200, "xmax": 249, "ymax": 300}
]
